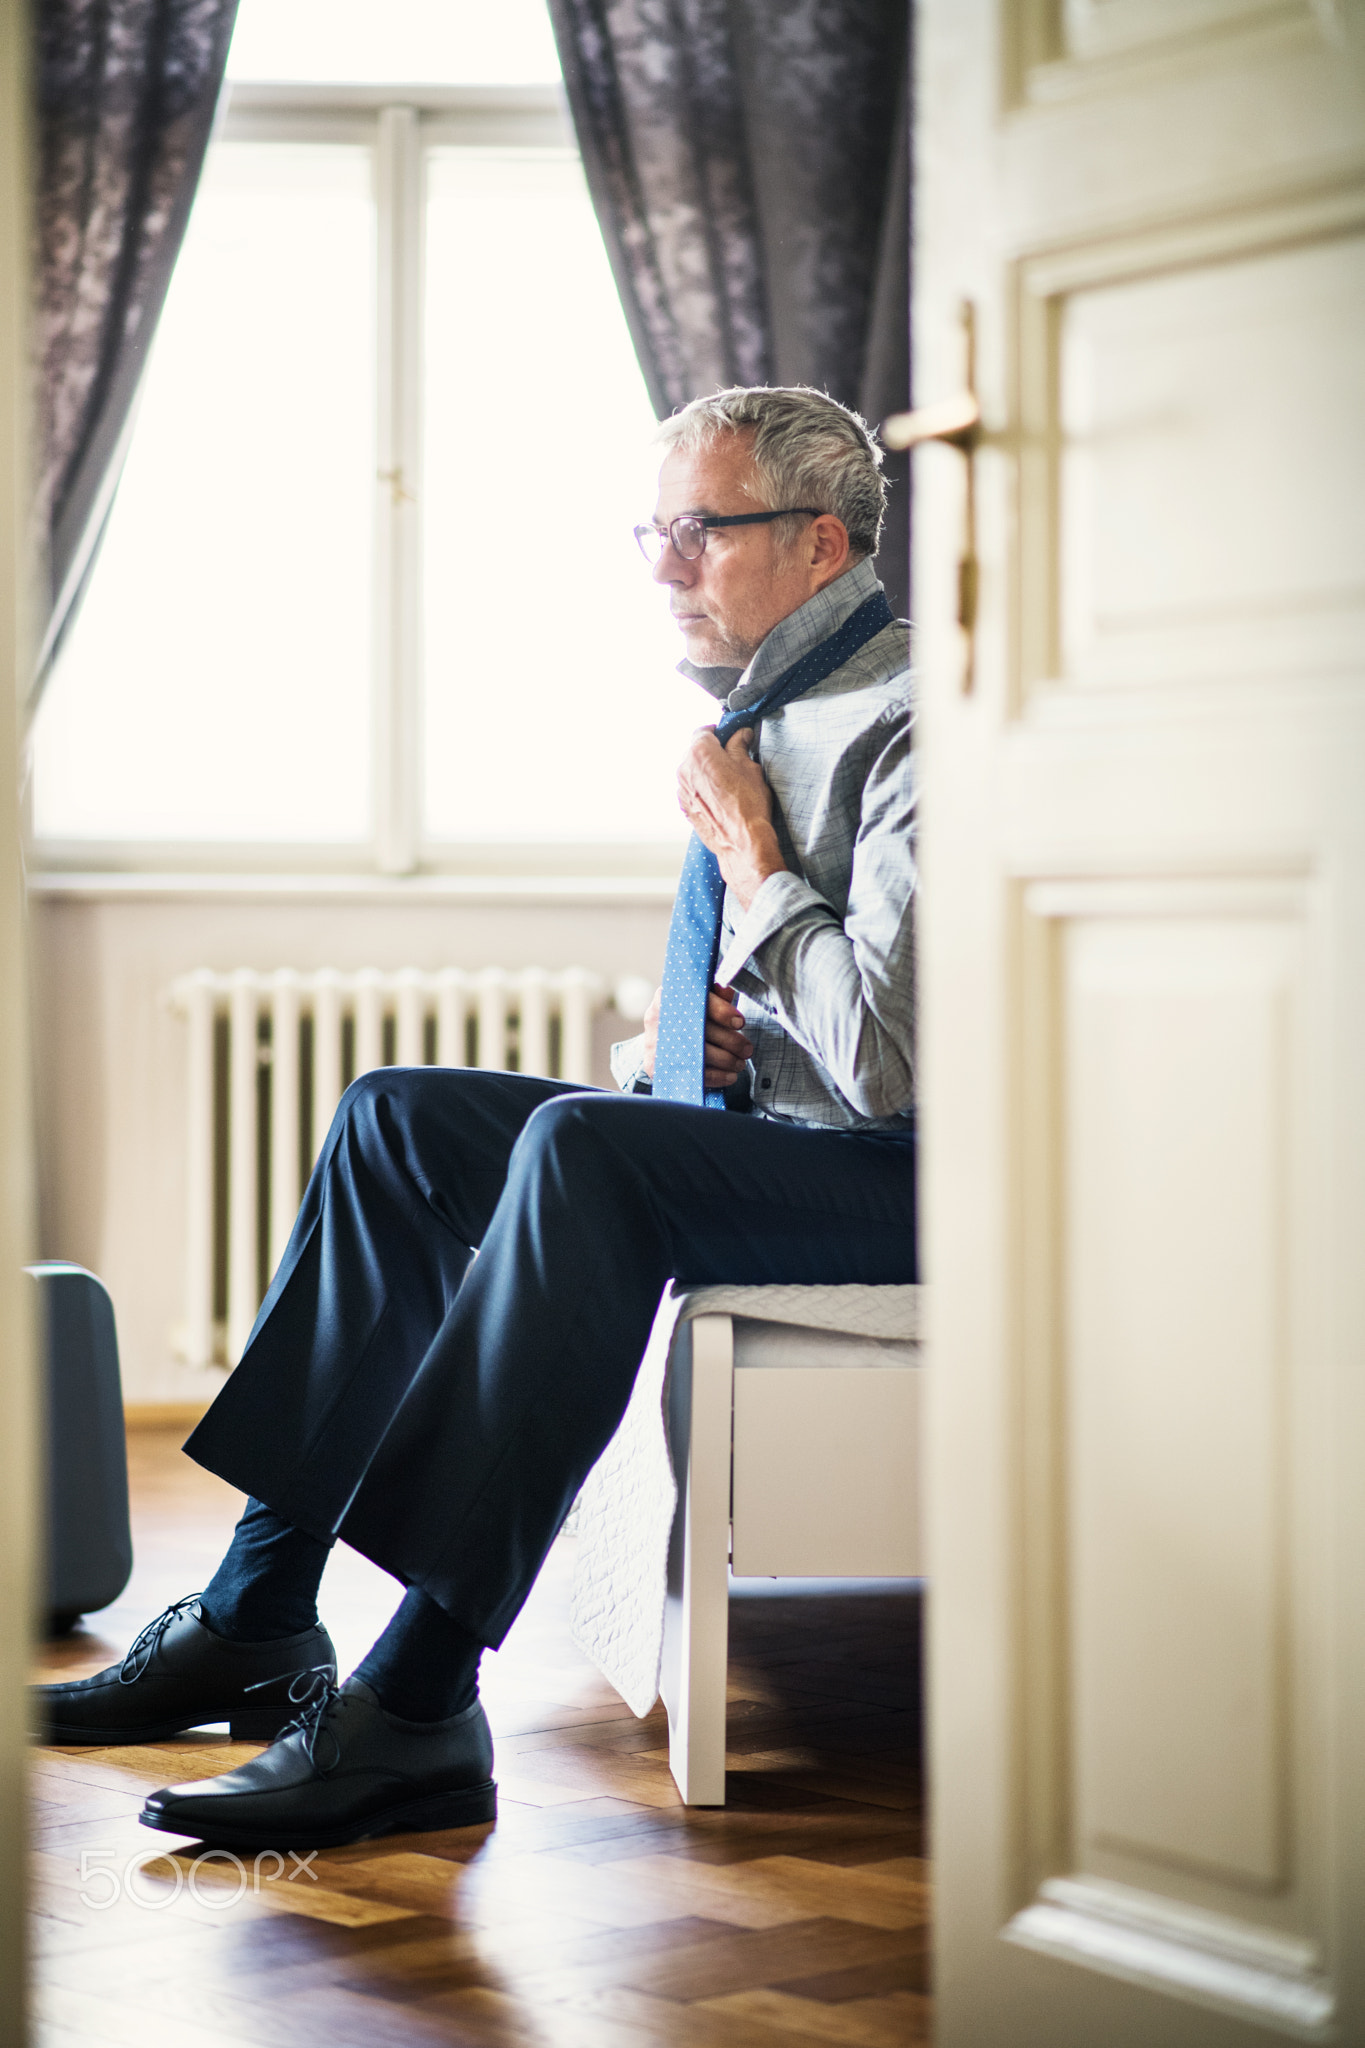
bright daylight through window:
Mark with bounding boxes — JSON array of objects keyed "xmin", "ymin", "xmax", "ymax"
[{"xmin": 31, "ymin": 0, "xmax": 695, "ymax": 859}]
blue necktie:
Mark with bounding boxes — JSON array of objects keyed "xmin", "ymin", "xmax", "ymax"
[{"xmin": 652, "ymin": 590, "xmax": 895, "ymax": 1109}]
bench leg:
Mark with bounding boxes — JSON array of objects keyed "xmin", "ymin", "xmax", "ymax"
[{"xmin": 662, "ymin": 1313, "xmax": 733, "ymax": 1806}]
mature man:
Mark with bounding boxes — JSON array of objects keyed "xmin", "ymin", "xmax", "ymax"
[{"xmin": 36, "ymin": 385, "xmax": 918, "ymax": 1850}]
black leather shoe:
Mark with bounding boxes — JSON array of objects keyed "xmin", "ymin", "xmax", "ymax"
[
  {"xmin": 32, "ymin": 1596, "xmax": 337, "ymax": 1745},
  {"xmin": 138, "ymin": 1677, "xmax": 497, "ymax": 1849}
]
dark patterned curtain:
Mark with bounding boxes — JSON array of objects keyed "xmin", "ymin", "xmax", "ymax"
[
  {"xmin": 547, "ymin": 0, "xmax": 911, "ymax": 612},
  {"xmin": 30, "ymin": 0, "xmax": 239, "ymax": 706}
]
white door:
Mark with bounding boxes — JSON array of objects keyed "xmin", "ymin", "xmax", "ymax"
[{"xmin": 915, "ymin": 4, "xmax": 1365, "ymax": 2042}]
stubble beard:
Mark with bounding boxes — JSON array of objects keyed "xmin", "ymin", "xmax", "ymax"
[{"xmin": 679, "ymin": 610, "xmax": 760, "ymax": 672}]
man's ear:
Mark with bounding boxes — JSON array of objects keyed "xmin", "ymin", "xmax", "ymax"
[{"xmin": 808, "ymin": 513, "xmax": 852, "ymax": 584}]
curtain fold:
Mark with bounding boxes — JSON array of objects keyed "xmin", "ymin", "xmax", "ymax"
[
  {"xmin": 31, "ymin": 0, "xmax": 239, "ymax": 706},
  {"xmin": 548, "ymin": 0, "xmax": 911, "ymax": 611}
]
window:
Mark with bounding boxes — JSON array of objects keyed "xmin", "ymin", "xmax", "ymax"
[
  {"xmin": 422, "ymin": 148, "xmax": 688, "ymax": 849},
  {"xmin": 31, "ymin": 2, "xmax": 696, "ymax": 871},
  {"xmin": 35, "ymin": 142, "xmax": 376, "ymax": 846}
]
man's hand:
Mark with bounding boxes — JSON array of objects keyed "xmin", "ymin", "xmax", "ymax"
[
  {"xmin": 677, "ymin": 727, "xmax": 787, "ymax": 910},
  {"xmin": 642, "ymin": 982, "xmax": 753, "ymax": 1091}
]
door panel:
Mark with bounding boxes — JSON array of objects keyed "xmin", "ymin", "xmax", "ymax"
[
  {"xmin": 918, "ymin": 2, "xmax": 1365, "ymax": 2041},
  {"xmin": 1059, "ymin": 235, "xmax": 1365, "ymax": 690},
  {"xmin": 1066, "ymin": 912, "xmax": 1296, "ymax": 1899}
]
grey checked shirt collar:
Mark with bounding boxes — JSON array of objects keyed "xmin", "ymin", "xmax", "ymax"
[{"xmin": 677, "ymin": 556, "xmax": 885, "ymax": 711}]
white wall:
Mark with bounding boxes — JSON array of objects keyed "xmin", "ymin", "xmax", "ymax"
[{"xmin": 29, "ymin": 882, "xmax": 672, "ymax": 1405}]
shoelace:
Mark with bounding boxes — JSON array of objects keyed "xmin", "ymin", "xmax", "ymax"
[
  {"xmin": 118, "ymin": 1594, "xmax": 203, "ymax": 1685},
  {"xmin": 273, "ymin": 1674, "xmax": 346, "ymax": 1775},
  {"xmin": 241, "ymin": 1662, "xmax": 345, "ymax": 1774},
  {"xmin": 242, "ymin": 1660, "xmax": 335, "ymax": 1712}
]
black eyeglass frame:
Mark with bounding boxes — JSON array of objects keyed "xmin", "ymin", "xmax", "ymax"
[{"xmin": 633, "ymin": 507, "xmax": 825, "ymax": 563}]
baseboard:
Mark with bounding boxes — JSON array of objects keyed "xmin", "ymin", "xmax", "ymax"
[{"xmin": 124, "ymin": 1402, "xmax": 212, "ymax": 1431}]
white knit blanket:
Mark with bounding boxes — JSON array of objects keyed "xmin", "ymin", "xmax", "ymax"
[{"xmin": 568, "ymin": 1281, "xmax": 923, "ymax": 1716}]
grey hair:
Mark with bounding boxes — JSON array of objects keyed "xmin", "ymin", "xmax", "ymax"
[{"xmin": 655, "ymin": 385, "xmax": 887, "ymax": 559}]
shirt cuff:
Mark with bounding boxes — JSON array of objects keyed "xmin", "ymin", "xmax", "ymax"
[
  {"xmin": 610, "ymin": 1033, "xmax": 652, "ymax": 1094},
  {"xmin": 716, "ymin": 870, "xmax": 825, "ymax": 986}
]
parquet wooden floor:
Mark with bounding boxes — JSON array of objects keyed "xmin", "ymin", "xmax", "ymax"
[{"xmin": 30, "ymin": 1427, "xmax": 929, "ymax": 2046}]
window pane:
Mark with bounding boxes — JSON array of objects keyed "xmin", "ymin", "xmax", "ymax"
[
  {"xmin": 423, "ymin": 150, "xmax": 696, "ymax": 844},
  {"xmin": 227, "ymin": 0, "xmax": 561, "ymax": 85},
  {"xmin": 32, "ymin": 142, "xmax": 375, "ymax": 844}
]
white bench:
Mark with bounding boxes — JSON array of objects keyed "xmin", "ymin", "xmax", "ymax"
[{"xmin": 658, "ymin": 1284, "xmax": 924, "ymax": 1805}]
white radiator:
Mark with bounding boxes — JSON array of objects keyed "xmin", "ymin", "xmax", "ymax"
[{"xmin": 168, "ymin": 965, "xmax": 652, "ymax": 1369}]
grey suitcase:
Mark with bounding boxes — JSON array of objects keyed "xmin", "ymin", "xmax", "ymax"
[{"xmin": 27, "ymin": 1263, "xmax": 133, "ymax": 1629}]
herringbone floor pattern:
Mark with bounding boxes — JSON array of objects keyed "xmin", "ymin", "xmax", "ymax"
[{"xmin": 31, "ymin": 1427, "xmax": 928, "ymax": 2046}]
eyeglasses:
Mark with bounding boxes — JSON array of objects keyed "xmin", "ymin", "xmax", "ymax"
[{"xmin": 632, "ymin": 508, "xmax": 824, "ymax": 565}]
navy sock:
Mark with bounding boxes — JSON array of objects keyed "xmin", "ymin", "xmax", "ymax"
[
  {"xmin": 198, "ymin": 1497, "xmax": 332, "ymax": 1642},
  {"xmin": 354, "ymin": 1586, "xmax": 483, "ymax": 1723}
]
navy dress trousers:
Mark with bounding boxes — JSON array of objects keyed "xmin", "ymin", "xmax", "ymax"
[{"xmin": 185, "ymin": 1067, "xmax": 918, "ymax": 1650}]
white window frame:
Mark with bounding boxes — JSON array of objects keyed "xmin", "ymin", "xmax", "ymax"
[{"xmin": 31, "ymin": 83, "xmax": 682, "ymax": 887}]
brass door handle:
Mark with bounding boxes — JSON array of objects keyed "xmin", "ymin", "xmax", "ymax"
[
  {"xmin": 880, "ymin": 389, "xmax": 980, "ymax": 453},
  {"xmin": 880, "ymin": 302, "xmax": 981, "ymax": 692}
]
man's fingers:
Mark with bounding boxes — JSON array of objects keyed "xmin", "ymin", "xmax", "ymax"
[
  {"xmin": 703, "ymin": 984, "xmax": 750, "ymax": 1065},
  {"xmin": 681, "ymin": 725, "xmax": 759, "ymax": 791},
  {"xmin": 704, "ymin": 1006, "xmax": 750, "ymax": 1051}
]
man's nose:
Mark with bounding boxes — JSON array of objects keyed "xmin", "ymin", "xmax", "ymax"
[{"xmin": 652, "ymin": 537, "xmax": 693, "ymax": 586}]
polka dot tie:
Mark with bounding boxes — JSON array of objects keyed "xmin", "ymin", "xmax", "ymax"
[{"xmin": 652, "ymin": 591, "xmax": 895, "ymax": 1109}]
